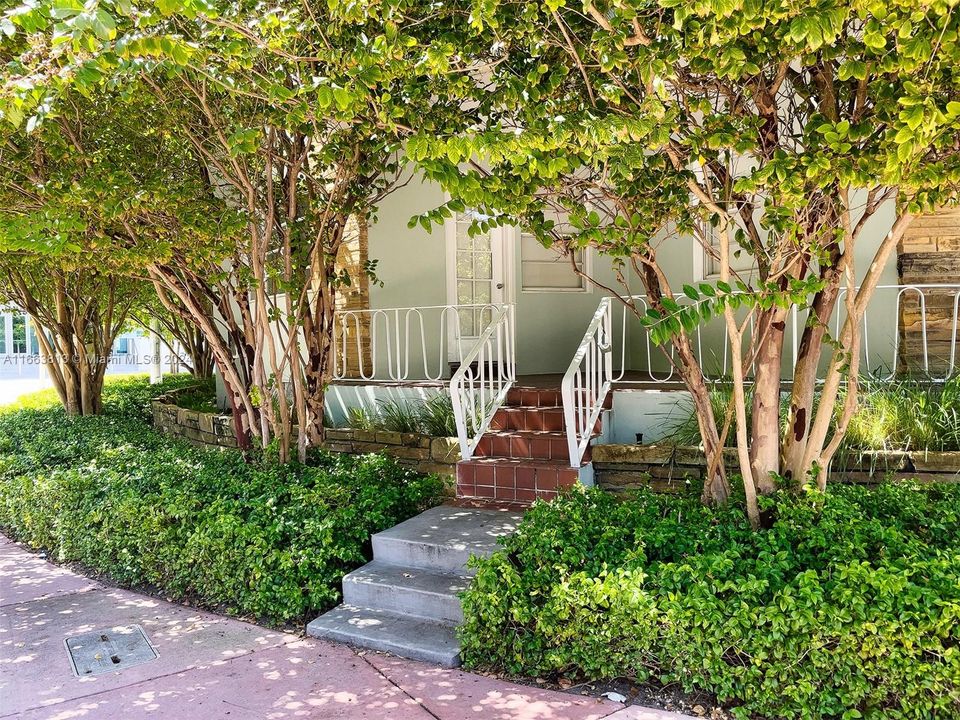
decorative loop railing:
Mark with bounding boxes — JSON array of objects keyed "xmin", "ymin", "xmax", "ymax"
[
  {"xmin": 331, "ymin": 304, "xmax": 501, "ymax": 382},
  {"xmin": 562, "ymin": 284, "xmax": 960, "ymax": 466},
  {"xmin": 561, "ymin": 297, "xmax": 614, "ymax": 467},
  {"xmin": 450, "ymin": 305, "xmax": 516, "ymax": 460}
]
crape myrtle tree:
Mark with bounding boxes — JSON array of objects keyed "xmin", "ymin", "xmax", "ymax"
[
  {"xmin": 409, "ymin": 0, "xmax": 960, "ymax": 525},
  {"xmin": 1, "ymin": 0, "xmax": 470, "ymax": 462},
  {"xmin": 129, "ymin": 294, "xmax": 215, "ymax": 378},
  {"xmin": 0, "ymin": 93, "xmax": 219, "ymax": 415},
  {"xmin": 0, "ymin": 256, "xmax": 143, "ymax": 415}
]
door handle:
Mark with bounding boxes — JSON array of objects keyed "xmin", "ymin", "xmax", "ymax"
[{"xmin": 496, "ymin": 283, "xmax": 504, "ymax": 289}]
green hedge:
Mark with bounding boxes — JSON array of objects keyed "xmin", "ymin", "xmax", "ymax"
[
  {"xmin": 0, "ymin": 376, "xmax": 443, "ymax": 624},
  {"xmin": 461, "ymin": 486, "xmax": 960, "ymax": 719}
]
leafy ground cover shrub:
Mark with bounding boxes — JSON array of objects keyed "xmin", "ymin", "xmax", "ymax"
[
  {"xmin": 10, "ymin": 373, "xmax": 203, "ymax": 421},
  {"xmin": 0, "ymin": 375, "xmax": 443, "ymax": 624},
  {"xmin": 461, "ymin": 487, "xmax": 960, "ymax": 719}
]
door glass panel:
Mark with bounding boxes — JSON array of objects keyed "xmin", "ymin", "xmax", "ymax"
[
  {"xmin": 475, "ymin": 253, "xmax": 492, "ymax": 279},
  {"xmin": 456, "ymin": 223, "xmax": 473, "ymax": 250},
  {"xmin": 456, "ymin": 251, "xmax": 473, "ymax": 276},
  {"xmin": 474, "ymin": 282, "xmax": 491, "ymax": 303},
  {"xmin": 453, "ymin": 211, "xmax": 499, "ymax": 339},
  {"xmin": 456, "ymin": 280, "xmax": 474, "ymax": 304},
  {"xmin": 457, "ymin": 308, "xmax": 476, "ymax": 337},
  {"xmin": 12, "ymin": 315, "xmax": 26, "ymax": 354},
  {"xmin": 27, "ymin": 320, "xmax": 39, "ymax": 355}
]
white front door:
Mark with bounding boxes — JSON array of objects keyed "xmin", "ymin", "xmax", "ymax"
[{"xmin": 446, "ymin": 210, "xmax": 508, "ymax": 361}]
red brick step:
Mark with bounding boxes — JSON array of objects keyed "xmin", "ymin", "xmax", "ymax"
[
  {"xmin": 456, "ymin": 457, "xmax": 585, "ymax": 503},
  {"xmin": 474, "ymin": 430, "xmax": 591, "ymax": 462},
  {"xmin": 456, "ymin": 385, "xmax": 607, "ymax": 507}
]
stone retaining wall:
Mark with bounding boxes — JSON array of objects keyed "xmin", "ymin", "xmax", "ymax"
[
  {"xmin": 151, "ymin": 390, "xmax": 460, "ymax": 487},
  {"xmin": 152, "ymin": 389, "xmax": 239, "ymax": 449},
  {"xmin": 593, "ymin": 443, "xmax": 960, "ymax": 495},
  {"xmin": 322, "ymin": 428, "xmax": 461, "ymax": 483}
]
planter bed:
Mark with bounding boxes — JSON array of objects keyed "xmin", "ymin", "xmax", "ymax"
[
  {"xmin": 592, "ymin": 443, "xmax": 960, "ymax": 494},
  {"xmin": 151, "ymin": 394, "xmax": 459, "ymax": 489}
]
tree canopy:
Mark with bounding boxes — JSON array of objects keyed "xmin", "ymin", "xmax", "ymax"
[
  {"xmin": 2, "ymin": 0, "xmax": 959, "ymax": 507},
  {"xmin": 406, "ymin": 0, "xmax": 960, "ymax": 522}
]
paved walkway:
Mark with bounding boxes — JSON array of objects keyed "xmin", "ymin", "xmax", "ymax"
[{"xmin": 0, "ymin": 535, "xmax": 690, "ymax": 720}]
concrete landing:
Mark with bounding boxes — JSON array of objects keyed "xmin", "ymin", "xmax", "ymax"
[
  {"xmin": 308, "ymin": 505, "xmax": 523, "ymax": 667},
  {"xmin": 371, "ymin": 505, "xmax": 523, "ymax": 574}
]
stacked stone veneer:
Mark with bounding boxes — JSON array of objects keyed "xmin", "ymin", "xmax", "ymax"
[
  {"xmin": 898, "ymin": 206, "xmax": 960, "ymax": 375},
  {"xmin": 152, "ymin": 389, "xmax": 240, "ymax": 449},
  {"xmin": 593, "ymin": 444, "xmax": 960, "ymax": 494},
  {"xmin": 322, "ymin": 428, "xmax": 460, "ymax": 483}
]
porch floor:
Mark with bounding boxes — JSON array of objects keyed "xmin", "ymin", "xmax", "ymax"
[{"xmin": 332, "ymin": 371, "xmax": 689, "ymax": 391}]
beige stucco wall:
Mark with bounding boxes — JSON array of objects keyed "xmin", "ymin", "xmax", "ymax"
[
  {"xmin": 365, "ymin": 177, "xmax": 902, "ymax": 382},
  {"xmin": 365, "ymin": 174, "xmax": 627, "ymax": 377}
]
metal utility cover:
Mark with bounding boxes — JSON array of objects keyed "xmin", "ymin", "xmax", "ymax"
[{"xmin": 65, "ymin": 625, "xmax": 158, "ymax": 676}]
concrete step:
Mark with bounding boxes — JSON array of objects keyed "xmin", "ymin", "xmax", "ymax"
[
  {"xmin": 371, "ymin": 505, "xmax": 522, "ymax": 575},
  {"xmin": 342, "ymin": 561, "xmax": 469, "ymax": 623},
  {"xmin": 306, "ymin": 604, "xmax": 461, "ymax": 667}
]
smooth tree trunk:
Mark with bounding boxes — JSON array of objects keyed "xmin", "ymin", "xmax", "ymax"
[
  {"xmin": 150, "ymin": 317, "xmax": 163, "ymax": 385},
  {"xmin": 300, "ymin": 224, "xmax": 347, "ymax": 452},
  {"xmin": 748, "ymin": 307, "xmax": 788, "ymax": 493},
  {"xmin": 785, "ymin": 208, "xmax": 915, "ymax": 486},
  {"xmin": 635, "ymin": 253, "xmax": 731, "ymax": 505},
  {"xmin": 781, "ymin": 240, "xmax": 844, "ymax": 483},
  {"xmin": 5, "ymin": 270, "xmax": 130, "ymax": 417},
  {"xmin": 148, "ymin": 266, "xmax": 261, "ymax": 453}
]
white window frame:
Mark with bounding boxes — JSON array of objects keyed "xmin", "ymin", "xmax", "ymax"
[
  {"xmin": 693, "ymin": 223, "xmax": 754, "ymax": 282},
  {"xmin": 518, "ymin": 229, "xmax": 592, "ymax": 294}
]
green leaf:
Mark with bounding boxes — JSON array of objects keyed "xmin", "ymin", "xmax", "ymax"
[{"xmin": 89, "ymin": 9, "xmax": 116, "ymax": 40}]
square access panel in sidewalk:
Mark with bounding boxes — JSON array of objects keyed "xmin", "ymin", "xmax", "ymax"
[{"xmin": 65, "ymin": 625, "xmax": 158, "ymax": 676}]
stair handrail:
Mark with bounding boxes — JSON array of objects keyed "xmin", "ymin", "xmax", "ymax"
[
  {"xmin": 450, "ymin": 305, "xmax": 516, "ymax": 460},
  {"xmin": 561, "ymin": 297, "xmax": 614, "ymax": 467}
]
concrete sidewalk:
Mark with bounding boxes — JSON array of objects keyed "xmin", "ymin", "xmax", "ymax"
[{"xmin": 0, "ymin": 535, "xmax": 691, "ymax": 719}]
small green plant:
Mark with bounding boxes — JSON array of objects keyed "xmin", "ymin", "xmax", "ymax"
[
  {"xmin": 337, "ymin": 394, "xmax": 458, "ymax": 437},
  {"xmin": 665, "ymin": 375, "xmax": 960, "ymax": 455},
  {"xmin": 663, "ymin": 383, "xmax": 789, "ymax": 447},
  {"xmin": 168, "ymin": 379, "xmax": 218, "ymax": 413},
  {"xmin": 416, "ymin": 394, "xmax": 458, "ymax": 437},
  {"xmin": 377, "ymin": 399, "xmax": 422, "ymax": 433},
  {"xmin": 347, "ymin": 406, "xmax": 378, "ymax": 431}
]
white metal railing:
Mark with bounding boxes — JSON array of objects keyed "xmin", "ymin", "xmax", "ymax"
[
  {"xmin": 450, "ymin": 305, "xmax": 516, "ymax": 460},
  {"xmin": 332, "ymin": 304, "xmax": 501, "ymax": 382},
  {"xmin": 561, "ymin": 297, "xmax": 614, "ymax": 467},
  {"xmin": 562, "ymin": 284, "xmax": 960, "ymax": 465}
]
